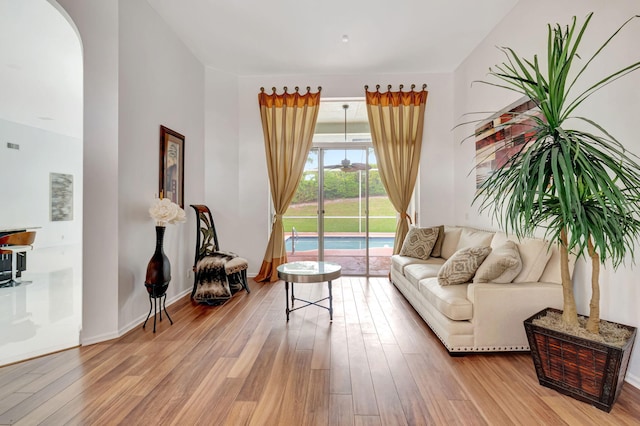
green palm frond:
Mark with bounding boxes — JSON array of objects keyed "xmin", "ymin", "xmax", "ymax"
[{"xmin": 473, "ymin": 12, "xmax": 640, "ymax": 268}]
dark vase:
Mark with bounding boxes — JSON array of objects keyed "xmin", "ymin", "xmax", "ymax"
[{"xmin": 145, "ymin": 225, "xmax": 171, "ymax": 297}]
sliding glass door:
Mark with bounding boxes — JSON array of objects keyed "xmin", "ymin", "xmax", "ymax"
[{"xmin": 283, "ymin": 145, "xmax": 395, "ymax": 275}]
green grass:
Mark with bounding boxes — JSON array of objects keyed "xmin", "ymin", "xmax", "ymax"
[{"xmin": 283, "ymin": 197, "xmax": 396, "ymax": 233}]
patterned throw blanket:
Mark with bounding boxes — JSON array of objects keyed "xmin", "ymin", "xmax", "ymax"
[{"xmin": 194, "ymin": 251, "xmax": 242, "ymax": 305}]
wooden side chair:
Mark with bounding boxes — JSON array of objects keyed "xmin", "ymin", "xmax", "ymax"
[
  {"xmin": 190, "ymin": 205, "xmax": 249, "ymax": 305},
  {"xmin": 0, "ymin": 231, "xmax": 36, "ymax": 287}
]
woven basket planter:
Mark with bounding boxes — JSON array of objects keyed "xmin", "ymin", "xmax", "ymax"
[{"xmin": 524, "ymin": 307, "xmax": 637, "ymax": 412}]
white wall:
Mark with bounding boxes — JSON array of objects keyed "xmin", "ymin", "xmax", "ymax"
[
  {"xmin": 236, "ymin": 73, "xmax": 455, "ymax": 274},
  {"xmin": 0, "ymin": 119, "xmax": 82, "ymax": 246},
  {"xmin": 55, "ymin": 0, "xmax": 205, "ymax": 342},
  {"xmin": 117, "ymin": 0, "xmax": 205, "ymax": 331},
  {"xmin": 204, "ymin": 68, "xmax": 241, "ymax": 253},
  {"xmin": 453, "ymin": 0, "xmax": 640, "ymax": 385},
  {"xmin": 55, "ymin": 0, "xmax": 120, "ymax": 344}
]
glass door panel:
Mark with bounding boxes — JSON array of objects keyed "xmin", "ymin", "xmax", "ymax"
[
  {"xmin": 283, "ymin": 149, "xmax": 319, "ymax": 262},
  {"xmin": 322, "ymin": 148, "xmax": 368, "ymax": 275},
  {"xmin": 283, "ymin": 146, "xmax": 394, "ymax": 276}
]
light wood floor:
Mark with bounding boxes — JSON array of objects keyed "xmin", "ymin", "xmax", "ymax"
[{"xmin": 1, "ymin": 277, "xmax": 639, "ymax": 425}]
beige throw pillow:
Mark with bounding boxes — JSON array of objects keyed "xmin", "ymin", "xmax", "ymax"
[
  {"xmin": 438, "ymin": 246, "xmax": 492, "ymax": 286},
  {"xmin": 473, "ymin": 240, "xmax": 522, "ymax": 283},
  {"xmin": 430, "ymin": 225, "xmax": 445, "ymax": 258},
  {"xmin": 399, "ymin": 226, "xmax": 439, "ymax": 260}
]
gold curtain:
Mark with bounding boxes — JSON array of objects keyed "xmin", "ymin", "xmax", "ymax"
[
  {"xmin": 255, "ymin": 86, "xmax": 321, "ymax": 282},
  {"xmin": 365, "ymin": 84, "xmax": 428, "ymax": 254}
]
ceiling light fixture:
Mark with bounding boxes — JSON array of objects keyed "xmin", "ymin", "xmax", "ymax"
[
  {"xmin": 341, "ymin": 34, "xmax": 349, "ymax": 43},
  {"xmin": 325, "ymin": 104, "xmax": 370, "ymax": 173}
]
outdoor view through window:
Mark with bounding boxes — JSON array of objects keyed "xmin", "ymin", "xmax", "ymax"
[{"xmin": 282, "ymin": 100, "xmax": 397, "ymax": 275}]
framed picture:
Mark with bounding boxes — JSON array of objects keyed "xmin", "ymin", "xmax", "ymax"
[
  {"xmin": 159, "ymin": 125, "xmax": 185, "ymax": 208},
  {"xmin": 50, "ymin": 172, "xmax": 74, "ymax": 221},
  {"xmin": 475, "ymin": 97, "xmax": 541, "ymax": 189}
]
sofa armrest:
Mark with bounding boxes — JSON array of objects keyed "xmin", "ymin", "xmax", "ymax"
[{"xmin": 467, "ymin": 282, "xmax": 563, "ymax": 349}]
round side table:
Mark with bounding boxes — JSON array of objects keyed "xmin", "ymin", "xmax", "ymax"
[{"xmin": 277, "ymin": 261, "xmax": 341, "ymax": 321}]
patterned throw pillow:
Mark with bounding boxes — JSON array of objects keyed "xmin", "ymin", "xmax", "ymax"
[
  {"xmin": 399, "ymin": 226, "xmax": 439, "ymax": 260},
  {"xmin": 473, "ymin": 240, "xmax": 522, "ymax": 283},
  {"xmin": 438, "ymin": 246, "xmax": 492, "ymax": 286}
]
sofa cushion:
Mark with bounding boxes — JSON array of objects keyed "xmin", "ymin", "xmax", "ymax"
[
  {"xmin": 456, "ymin": 228, "xmax": 495, "ymax": 251},
  {"xmin": 430, "ymin": 225, "xmax": 446, "ymax": 258},
  {"xmin": 419, "ymin": 278, "xmax": 473, "ymax": 321},
  {"xmin": 404, "ymin": 262, "xmax": 445, "ymax": 288},
  {"xmin": 399, "ymin": 226, "xmax": 439, "ymax": 260},
  {"xmin": 438, "ymin": 246, "xmax": 492, "ymax": 286},
  {"xmin": 492, "ymin": 232, "xmax": 552, "ymax": 283},
  {"xmin": 440, "ymin": 227, "xmax": 463, "ymax": 259},
  {"xmin": 391, "ymin": 255, "xmax": 440, "ymax": 276},
  {"xmin": 473, "ymin": 240, "xmax": 522, "ymax": 283},
  {"xmin": 539, "ymin": 244, "xmax": 575, "ymax": 284}
]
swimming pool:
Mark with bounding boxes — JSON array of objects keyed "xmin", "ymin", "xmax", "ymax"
[{"xmin": 286, "ymin": 236, "xmax": 394, "ymax": 252}]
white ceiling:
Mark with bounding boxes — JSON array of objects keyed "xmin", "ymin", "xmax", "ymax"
[
  {"xmin": 146, "ymin": 0, "xmax": 520, "ymax": 75},
  {"xmin": 1, "ymin": 0, "xmax": 520, "ymax": 138},
  {"xmin": 0, "ymin": 0, "xmax": 82, "ymax": 139}
]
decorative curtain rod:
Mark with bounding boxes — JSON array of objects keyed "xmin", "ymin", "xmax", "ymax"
[
  {"xmin": 364, "ymin": 84, "xmax": 427, "ymax": 91},
  {"xmin": 259, "ymin": 86, "xmax": 322, "ymax": 93}
]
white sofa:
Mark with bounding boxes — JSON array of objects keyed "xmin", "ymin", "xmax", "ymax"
[{"xmin": 390, "ymin": 226, "xmax": 568, "ymax": 354}]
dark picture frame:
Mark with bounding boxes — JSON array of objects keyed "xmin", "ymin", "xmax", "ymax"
[{"xmin": 159, "ymin": 125, "xmax": 185, "ymax": 208}]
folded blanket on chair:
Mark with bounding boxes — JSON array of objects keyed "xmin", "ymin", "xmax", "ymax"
[{"xmin": 194, "ymin": 251, "xmax": 237, "ymax": 305}]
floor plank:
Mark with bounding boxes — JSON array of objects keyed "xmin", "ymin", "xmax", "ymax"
[{"xmin": 1, "ymin": 277, "xmax": 639, "ymax": 425}]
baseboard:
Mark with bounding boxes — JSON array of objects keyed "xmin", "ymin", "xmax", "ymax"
[
  {"xmin": 626, "ymin": 372, "xmax": 640, "ymax": 389},
  {"xmin": 80, "ymin": 330, "xmax": 121, "ymax": 346},
  {"xmin": 81, "ymin": 288, "xmax": 191, "ymax": 346}
]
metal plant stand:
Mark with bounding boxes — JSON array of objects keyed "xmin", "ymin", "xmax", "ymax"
[{"xmin": 143, "ymin": 283, "xmax": 173, "ymax": 333}]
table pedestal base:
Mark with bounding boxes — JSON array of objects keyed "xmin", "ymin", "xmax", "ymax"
[{"xmin": 285, "ymin": 280, "xmax": 333, "ymax": 321}]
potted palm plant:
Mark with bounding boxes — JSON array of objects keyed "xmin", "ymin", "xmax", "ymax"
[{"xmin": 472, "ymin": 13, "xmax": 640, "ymax": 411}]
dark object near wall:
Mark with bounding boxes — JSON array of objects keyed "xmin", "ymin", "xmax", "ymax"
[
  {"xmin": 143, "ymin": 225, "xmax": 173, "ymax": 332},
  {"xmin": 190, "ymin": 204, "xmax": 250, "ymax": 305},
  {"xmin": 524, "ymin": 307, "xmax": 637, "ymax": 412}
]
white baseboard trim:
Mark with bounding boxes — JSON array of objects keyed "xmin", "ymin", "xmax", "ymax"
[
  {"xmin": 80, "ymin": 288, "xmax": 191, "ymax": 346},
  {"xmin": 80, "ymin": 330, "xmax": 121, "ymax": 346},
  {"xmin": 626, "ymin": 372, "xmax": 640, "ymax": 389}
]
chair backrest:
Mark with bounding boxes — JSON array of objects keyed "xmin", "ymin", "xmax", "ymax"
[
  {"xmin": 0, "ymin": 231, "xmax": 36, "ymax": 246},
  {"xmin": 190, "ymin": 205, "xmax": 221, "ymax": 268}
]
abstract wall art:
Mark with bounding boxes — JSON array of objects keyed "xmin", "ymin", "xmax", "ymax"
[
  {"xmin": 50, "ymin": 172, "xmax": 74, "ymax": 221},
  {"xmin": 475, "ymin": 97, "xmax": 540, "ymax": 189}
]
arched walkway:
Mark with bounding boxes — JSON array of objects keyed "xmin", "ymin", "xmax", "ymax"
[{"xmin": 0, "ymin": 0, "xmax": 83, "ymax": 366}]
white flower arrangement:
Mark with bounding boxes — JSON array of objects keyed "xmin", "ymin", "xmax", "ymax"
[{"xmin": 149, "ymin": 198, "xmax": 186, "ymax": 226}]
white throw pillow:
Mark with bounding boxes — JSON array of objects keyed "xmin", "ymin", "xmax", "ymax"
[
  {"xmin": 491, "ymin": 232, "xmax": 554, "ymax": 283},
  {"xmin": 512, "ymin": 238, "xmax": 553, "ymax": 283},
  {"xmin": 473, "ymin": 240, "xmax": 522, "ymax": 283},
  {"xmin": 399, "ymin": 226, "xmax": 439, "ymax": 260},
  {"xmin": 438, "ymin": 246, "xmax": 492, "ymax": 286},
  {"xmin": 456, "ymin": 228, "xmax": 495, "ymax": 251}
]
